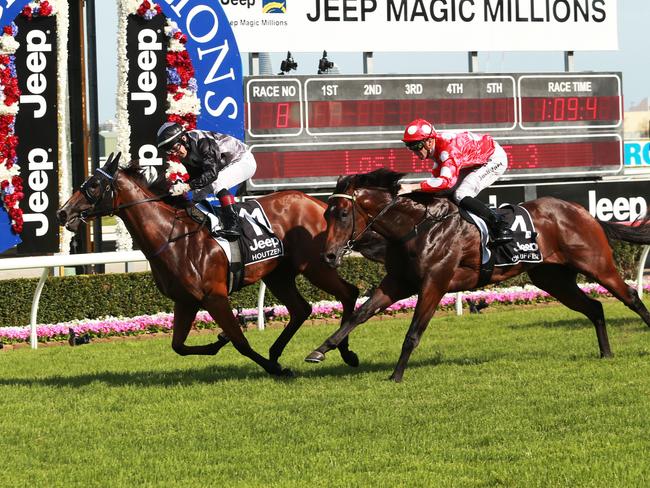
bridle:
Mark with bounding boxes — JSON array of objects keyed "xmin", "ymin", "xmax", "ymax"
[
  {"xmin": 77, "ymin": 167, "xmax": 207, "ymax": 259},
  {"xmin": 78, "ymin": 167, "xmax": 165, "ymax": 222},
  {"xmin": 328, "ymin": 190, "xmax": 457, "ymax": 257},
  {"xmin": 327, "ymin": 191, "xmax": 399, "ymax": 257}
]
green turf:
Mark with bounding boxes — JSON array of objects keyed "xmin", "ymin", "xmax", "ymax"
[{"xmin": 1, "ymin": 301, "xmax": 650, "ymax": 487}]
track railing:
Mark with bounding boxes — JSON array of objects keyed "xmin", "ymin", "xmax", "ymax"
[{"xmin": 1, "ymin": 245, "xmax": 648, "ymax": 347}]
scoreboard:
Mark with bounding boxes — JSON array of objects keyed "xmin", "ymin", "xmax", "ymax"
[{"xmin": 244, "ymin": 72, "xmax": 623, "ymax": 190}]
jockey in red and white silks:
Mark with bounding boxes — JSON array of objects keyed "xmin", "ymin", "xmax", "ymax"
[{"xmin": 398, "ymin": 118, "xmax": 513, "ymax": 245}]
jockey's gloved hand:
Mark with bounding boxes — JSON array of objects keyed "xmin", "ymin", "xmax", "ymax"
[{"xmin": 169, "ymin": 181, "xmax": 191, "ymax": 197}]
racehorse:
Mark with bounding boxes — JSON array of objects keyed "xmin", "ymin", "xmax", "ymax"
[
  {"xmin": 56, "ymin": 153, "xmax": 384, "ymax": 377},
  {"xmin": 305, "ymin": 169, "xmax": 650, "ymax": 382}
]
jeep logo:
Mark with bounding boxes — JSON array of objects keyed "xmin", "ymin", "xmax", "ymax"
[
  {"xmin": 250, "ymin": 237, "xmax": 280, "ymax": 251},
  {"xmin": 588, "ymin": 190, "xmax": 647, "ymax": 223}
]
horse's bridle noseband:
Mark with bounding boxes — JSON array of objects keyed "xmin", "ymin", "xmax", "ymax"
[
  {"xmin": 79, "ymin": 167, "xmax": 164, "ymax": 221},
  {"xmin": 328, "ymin": 191, "xmax": 399, "ymax": 257}
]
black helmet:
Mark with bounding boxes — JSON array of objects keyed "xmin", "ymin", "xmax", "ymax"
[{"xmin": 156, "ymin": 122, "xmax": 185, "ymax": 152}]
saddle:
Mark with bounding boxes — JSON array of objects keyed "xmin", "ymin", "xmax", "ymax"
[
  {"xmin": 459, "ymin": 203, "xmax": 543, "ymax": 288},
  {"xmin": 186, "ymin": 201, "xmax": 284, "ymax": 293}
]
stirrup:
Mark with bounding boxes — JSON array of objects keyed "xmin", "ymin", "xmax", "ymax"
[
  {"xmin": 213, "ymin": 228, "xmax": 240, "ymax": 241},
  {"xmin": 490, "ymin": 229, "xmax": 513, "ymax": 245}
]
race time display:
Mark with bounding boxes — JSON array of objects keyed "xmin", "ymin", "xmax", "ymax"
[{"xmin": 244, "ymin": 72, "xmax": 623, "ymax": 190}]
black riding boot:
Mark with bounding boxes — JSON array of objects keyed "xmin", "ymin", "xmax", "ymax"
[
  {"xmin": 458, "ymin": 196, "xmax": 513, "ymax": 245},
  {"xmin": 216, "ymin": 189, "xmax": 241, "ymax": 241}
]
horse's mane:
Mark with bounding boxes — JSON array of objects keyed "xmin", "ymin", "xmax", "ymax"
[
  {"xmin": 122, "ymin": 159, "xmax": 171, "ymax": 195},
  {"xmin": 337, "ymin": 169, "xmax": 406, "ymax": 196}
]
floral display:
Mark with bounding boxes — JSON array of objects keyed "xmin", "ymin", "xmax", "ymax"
[
  {"xmin": 21, "ymin": 0, "xmax": 55, "ymax": 19},
  {"xmin": 0, "ymin": 1, "xmax": 59, "ymax": 237},
  {"xmin": 0, "ymin": 22, "xmax": 21, "ymax": 234},
  {"xmin": 2, "ymin": 283, "xmax": 648, "ymax": 344}
]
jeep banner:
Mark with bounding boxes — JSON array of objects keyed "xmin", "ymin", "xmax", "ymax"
[
  {"xmin": 120, "ymin": 0, "xmax": 244, "ymax": 182},
  {"xmin": 220, "ymin": 0, "xmax": 618, "ymax": 52},
  {"xmin": 15, "ymin": 15, "xmax": 59, "ymax": 255},
  {"xmin": 126, "ymin": 13, "xmax": 167, "ymax": 180}
]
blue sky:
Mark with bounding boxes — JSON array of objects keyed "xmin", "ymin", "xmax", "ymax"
[{"xmin": 96, "ymin": 0, "xmax": 650, "ymax": 122}]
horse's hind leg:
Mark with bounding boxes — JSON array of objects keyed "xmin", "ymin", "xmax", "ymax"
[
  {"xmin": 202, "ymin": 294, "xmax": 293, "ymax": 377},
  {"xmin": 528, "ymin": 265, "xmax": 612, "ymax": 358},
  {"xmin": 262, "ymin": 268, "xmax": 312, "ymax": 364},
  {"xmin": 581, "ymin": 261, "xmax": 650, "ymax": 328},
  {"xmin": 303, "ymin": 264, "xmax": 361, "ymax": 367},
  {"xmin": 171, "ymin": 300, "xmax": 230, "ymax": 356}
]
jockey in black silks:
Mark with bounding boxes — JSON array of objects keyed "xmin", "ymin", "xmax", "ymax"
[{"xmin": 156, "ymin": 122, "xmax": 257, "ymax": 240}]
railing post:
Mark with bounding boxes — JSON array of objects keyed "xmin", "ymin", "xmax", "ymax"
[
  {"xmin": 30, "ymin": 267, "xmax": 51, "ymax": 349},
  {"xmin": 638, "ymin": 245, "xmax": 649, "ymax": 298},
  {"xmin": 257, "ymin": 281, "xmax": 267, "ymax": 330},
  {"xmin": 456, "ymin": 292, "xmax": 463, "ymax": 316}
]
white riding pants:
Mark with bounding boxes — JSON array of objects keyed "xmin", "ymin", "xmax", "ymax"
[
  {"xmin": 452, "ymin": 145, "xmax": 508, "ymax": 203},
  {"xmin": 192, "ymin": 151, "xmax": 257, "ymax": 201}
]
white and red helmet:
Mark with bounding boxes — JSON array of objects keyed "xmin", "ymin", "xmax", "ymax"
[{"xmin": 402, "ymin": 118, "xmax": 436, "ymax": 143}]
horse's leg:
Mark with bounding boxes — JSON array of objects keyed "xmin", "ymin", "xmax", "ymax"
[
  {"xmin": 389, "ymin": 277, "xmax": 447, "ymax": 383},
  {"xmin": 305, "ymin": 273, "xmax": 410, "ymax": 363},
  {"xmin": 303, "ymin": 264, "xmax": 361, "ymax": 367},
  {"xmin": 528, "ymin": 265, "xmax": 612, "ymax": 358},
  {"xmin": 262, "ymin": 269, "xmax": 312, "ymax": 364},
  {"xmin": 171, "ymin": 301, "xmax": 231, "ymax": 356},
  {"xmin": 202, "ymin": 294, "xmax": 293, "ymax": 377},
  {"xmin": 583, "ymin": 264, "xmax": 650, "ymax": 328}
]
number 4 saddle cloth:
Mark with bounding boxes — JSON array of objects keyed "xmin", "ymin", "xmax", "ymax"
[{"xmin": 459, "ymin": 203, "xmax": 543, "ymax": 288}]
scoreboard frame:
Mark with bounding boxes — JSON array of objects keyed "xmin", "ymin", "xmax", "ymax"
[{"xmin": 243, "ymin": 72, "xmax": 624, "ymax": 191}]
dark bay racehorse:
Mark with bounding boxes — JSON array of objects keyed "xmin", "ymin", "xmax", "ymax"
[
  {"xmin": 306, "ymin": 169, "xmax": 650, "ymax": 382},
  {"xmin": 57, "ymin": 154, "xmax": 384, "ymax": 377}
]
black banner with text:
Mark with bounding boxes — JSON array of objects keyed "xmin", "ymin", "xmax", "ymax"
[
  {"xmin": 126, "ymin": 14, "xmax": 167, "ymax": 181},
  {"xmin": 15, "ymin": 15, "xmax": 58, "ymax": 255}
]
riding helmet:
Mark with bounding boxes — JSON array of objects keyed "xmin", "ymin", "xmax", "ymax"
[
  {"xmin": 402, "ymin": 118, "xmax": 436, "ymax": 142},
  {"xmin": 156, "ymin": 122, "xmax": 185, "ymax": 152}
]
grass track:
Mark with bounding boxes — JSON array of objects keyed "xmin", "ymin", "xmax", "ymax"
[{"xmin": 1, "ymin": 300, "xmax": 650, "ymax": 487}]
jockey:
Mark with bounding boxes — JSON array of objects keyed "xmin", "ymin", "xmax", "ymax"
[
  {"xmin": 397, "ymin": 118, "xmax": 513, "ymax": 245},
  {"xmin": 156, "ymin": 122, "xmax": 257, "ymax": 240}
]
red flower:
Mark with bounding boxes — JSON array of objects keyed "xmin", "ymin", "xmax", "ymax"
[
  {"xmin": 22, "ymin": 6, "xmax": 33, "ymax": 19},
  {"xmin": 2, "ymin": 26, "xmax": 11, "ymax": 36},
  {"xmin": 39, "ymin": 1, "xmax": 53, "ymax": 16}
]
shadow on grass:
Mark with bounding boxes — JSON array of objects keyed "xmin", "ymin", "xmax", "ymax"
[
  {"xmin": 506, "ymin": 316, "xmax": 650, "ymax": 331},
  {"xmin": 0, "ymin": 352, "xmax": 492, "ymax": 388}
]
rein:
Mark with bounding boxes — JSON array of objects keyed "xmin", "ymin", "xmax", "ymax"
[
  {"xmin": 329, "ymin": 191, "xmax": 457, "ymax": 256},
  {"xmin": 79, "ymin": 167, "xmax": 208, "ymax": 258}
]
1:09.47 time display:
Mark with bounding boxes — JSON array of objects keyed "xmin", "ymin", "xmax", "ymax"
[{"xmin": 520, "ymin": 95, "xmax": 620, "ymax": 123}]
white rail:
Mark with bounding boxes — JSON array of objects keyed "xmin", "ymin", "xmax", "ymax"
[
  {"xmin": 1, "ymin": 245, "xmax": 648, "ymax": 347},
  {"xmin": 0, "ymin": 251, "xmax": 146, "ymax": 349}
]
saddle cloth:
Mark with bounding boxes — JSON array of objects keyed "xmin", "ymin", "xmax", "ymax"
[
  {"xmin": 195, "ymin": 200, "xmax": 284, "ymax": 266},
  {"xmin": 464, "ymin": 203, "xmax": 543, "ymax": 267}
]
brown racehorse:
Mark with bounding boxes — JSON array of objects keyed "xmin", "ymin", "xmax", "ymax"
[
  {"xmin": 56, "ymin": 153, "xmax": 384, "ymax": 377},
  {"xmin": 305, "ymin": 169, "xmax": 650, "ymax": 382}
]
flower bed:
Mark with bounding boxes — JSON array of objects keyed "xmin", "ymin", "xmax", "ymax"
[{"xmin": 1, "ymin": 283, "xmax": 648, "ymax": 345}]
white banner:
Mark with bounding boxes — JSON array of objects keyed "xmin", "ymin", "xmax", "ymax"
[{"xmin": 221, "ymin": 0, "xmax": 618, "ymax": 53}]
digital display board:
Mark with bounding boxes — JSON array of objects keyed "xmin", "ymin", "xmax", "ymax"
[{"xmin": 244, "ymin": 73, "xmax": 623, "ymax": 190}]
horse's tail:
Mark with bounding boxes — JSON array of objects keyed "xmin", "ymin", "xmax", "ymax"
[{"xmin": 598, "ymin": 216, "xmax": 650, "ymax": 245}]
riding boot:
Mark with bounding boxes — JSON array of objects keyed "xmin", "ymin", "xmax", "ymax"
[
  {"xmin": 215, "ymin": 189, "xmax": 241, "ymax": 241},
  {"xmin": 458, "ymin": 196, "xmax": 513, "ymax": 245}
]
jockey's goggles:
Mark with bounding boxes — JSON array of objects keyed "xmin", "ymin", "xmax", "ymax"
[
  {"xmin": 405, "ymin": 140, "xmax": 426, "ymax": 151},
  {"xmin": 166, "ymin": 142, "xmax": 182, "ymax": 155}
]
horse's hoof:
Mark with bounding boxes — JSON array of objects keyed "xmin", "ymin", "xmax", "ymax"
[
  {"xmin": 340, "ymin": 350, "xmax": 360, "ymax": 367},
  {"xmin": 279, "ymin": 368, "xmax": 295, "ymax": 378},
  {"xmin": 305, "ymin": 351, "xmax": 325, "ymax": 363},
  {"xmin": 388, "ymin": 374, "xmax": 403, "ymax": 383}
]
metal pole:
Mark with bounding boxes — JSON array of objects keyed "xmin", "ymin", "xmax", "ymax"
[
  {"xmin": 86, "ymin": 0, "xmax": 104, "ymax": 272},
  {"xmin": 468, "ymin": 51, "xmax": 478, "ymax": 72},
  {"xmin": 564, "ymin": 51, "xmax": 574, "ymax": 72},
  {"xmin": 249, "ymin": 52, "xmax": 260, "ymax": 76},
  {"xmin": 30, "ymin": 268, "xmax": 50, "ymax": 349},
  {"xmin": 257, "ymin": 281, "xmax": 267, "ymax": 330},
  {"xmin": 68, "ymin": 0, "xmax": 91, "ymax": 273},
  {"xmin": 363, "ymin": 52, "xmax": 373, "ymax": 74},
  {"xmin": 638, "ymin": 245, "xmax": 649, "ymax": 298}
]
